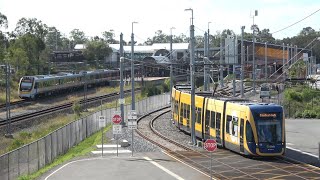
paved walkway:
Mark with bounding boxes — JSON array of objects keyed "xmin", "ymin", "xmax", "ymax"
[{"xmin": 39, "ymin": 152, "xmax": 208, "ymax": 180}]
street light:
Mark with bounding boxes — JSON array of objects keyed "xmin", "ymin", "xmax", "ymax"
[
  {"xmin": 131, "ymin": 21, "xmax": 138, "ymax": 111},
  {"xmin": 251, "ymin": 10, "xmax": 258, "ymax": 93},
  {"xmin": 184, "ymin": 8, "xmax": 193, "ymax": 25},
  {"xmin": 185, "ymin": 8, "xmax": 196, "ymax": 145}
]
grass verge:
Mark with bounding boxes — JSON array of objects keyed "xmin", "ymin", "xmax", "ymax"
[{"xmin": 18, "ymin": 124, "xmax": 112, "ymax": 180}]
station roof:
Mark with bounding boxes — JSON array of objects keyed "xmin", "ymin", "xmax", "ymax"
[{"xmin": 109, "ymin": 43, "xmax": 190, "ymax": 53}]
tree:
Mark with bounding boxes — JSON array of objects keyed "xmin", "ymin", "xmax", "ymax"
[
  {"xmin": 102, "ymin": 30, "xmax": 119, "ymax": 44},
  {"xmin": 257, "ymin": 28, "xmax": 275, "ymax": 43},
  {"xmin": 83, "ymin": 40, "xmax": 112, "ymax": 68},
  {"xmin": 45, "ymin": 27, "xmax": 62, "ymax": 51},
  {"xmin": 70, "ymin": 29, "xmax": 87, "ymax": 45},
  {"xmin": 10, "ymin": 33, "xmax": 45, "ymax": 75},
  {"xmin": 0, "ymin": 12, "xmax": 8, "ymax": 29},
  {"xmin": 7, "ymin": 48, "xmax": 29, "ymax": 78},
  {"xmin": 14, "ymin": 18, "xmax": 48, "ymax": 39}
]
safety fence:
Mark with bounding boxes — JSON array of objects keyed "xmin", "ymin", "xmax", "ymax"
[{"xmin": 0, "ymin": 94, "xmax": 170, "ymax": 180}]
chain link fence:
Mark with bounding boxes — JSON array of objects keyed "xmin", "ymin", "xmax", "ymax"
[{"xmin": 0, "ymin": 94, "xmax": 170, "ymax": 180}]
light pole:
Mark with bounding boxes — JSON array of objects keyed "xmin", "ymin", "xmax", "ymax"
[
  {"xmin": 131, "ymin": 21, "xmax": 138, "ymax": 111},
  {"xmin": 251, "ymin": 10, "xmax": 258, "ymax": 93},
  {"xmin": 185, "ymin": 8, "xmax": 196, "ymax": 145},
  {"xmin": 120, "ymin": 33, "xmax": 125, "ymax": 126},
  {"xmin": 170, "ymin": 27, "xmax": 175, "ymax": 104}
]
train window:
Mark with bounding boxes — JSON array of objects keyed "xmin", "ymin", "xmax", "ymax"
[
  {"xmin": 226, "ymin": 115, "xmax": 232, "ymax": 134},
  {"xmin": 216, "ymin": 113, "xmax": 221, "ymax": 129},
  {"xmin": 210, "ymin": 111, "xmax": 215, "ymax": 128},
  {"xmin": 246, "ymin": 122, "xmax": 254, "ymax": 142}
]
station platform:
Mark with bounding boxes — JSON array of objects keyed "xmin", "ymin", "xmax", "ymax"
[{"xmin": 40, "ymin": 152, "xmax": 208, "ymax": 180}]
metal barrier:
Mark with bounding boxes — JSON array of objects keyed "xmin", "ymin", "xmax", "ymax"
[{"xmin": 0, "ymin": 94, "xmax": 170, "ymax": 180}]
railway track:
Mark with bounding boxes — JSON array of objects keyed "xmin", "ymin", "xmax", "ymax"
[
  {"xmin": 0, "ymin": 89, "xmax": 139, "ymax": 127},
  {"xmin": 137, "ymin": 107, "xmax": 320, "ymax": 179},
  {"xmin": 0, "ymin": 100, "xmax": 26, "ymax": 110}
]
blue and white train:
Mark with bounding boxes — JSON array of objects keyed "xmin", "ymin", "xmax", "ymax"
[{"xmin": 18, "ymin": 69, "xmax": 120, "ymax": 99}]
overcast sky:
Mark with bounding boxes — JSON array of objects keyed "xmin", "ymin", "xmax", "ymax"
[{"xmin": 1, "ymin": 0, "xmax": 320, "ymax": 44}]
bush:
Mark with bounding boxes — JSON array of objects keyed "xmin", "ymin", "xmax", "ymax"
[
  {"xmin": 8, "ymin": 139, "xmax": 24, "ymax": 151},
  {"xmin": 302, "ymin": 110, "xmax": 317, "ymax": 118},
  {"xmin": 294, "ymin": 111, "xmax": 303, "ymax": 118},
  {"xmin": 162, "ymin": 83, "xmax": 170, "ymax": 93},
  {"xmin": 72, "ymin": 101, "xmax": 82, "ymax": 117}
]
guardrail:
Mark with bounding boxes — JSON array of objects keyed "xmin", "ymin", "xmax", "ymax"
[{"xmin": 0, "ymin": 94, "xmax": 170, "ymax": 180}]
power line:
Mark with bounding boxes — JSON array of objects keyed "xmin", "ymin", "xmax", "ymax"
[{"xmin": 271, "ymin": 8, "xmax": 320, "ymax": 35}]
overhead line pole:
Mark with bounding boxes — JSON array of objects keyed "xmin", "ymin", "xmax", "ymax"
[
  {"xmin": 131, "ymin": 22, "xmax": 138, "ymax": 111},
  {"xmin": 185, "ymin": 8, "xmax": 196, "ymax": 145},
  {"xmin": 120, "ymin": 33, "xmax": 125, "ymax": 126},
  {"xmin": 204, "ymin": 32, "xmax": 208, "ymax": 91},
  {"xmin": 220, "ymin": 35, "xmax": 224, "ymax": 87},
  {"xmin": 240, "ymin": 26, "xmax": 245, "ymax": 98}
]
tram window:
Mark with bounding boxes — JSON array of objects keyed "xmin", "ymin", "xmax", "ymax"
[
  {"xmin": 216, "ymin": 113, "xmax": 221, "ymax": 129},
  {"xmin": 196, "ymin": 108, "xmax": 201, "ymax": 123},
  {"xmin": 246, "ymin": 122, "xmax": 254, "ymax": 142},
  {"xmin": 210, "ymin": 111, "xmax": 215, "ymax": 128},
  {"xmin": 232, "ymin": 117, "xmax": 238, "ymax": 137},
  {"xmin": 180, "ymin": 103, "xmax": 184, "ymax": 117},
  {"xmin": 205, "ymin": 110, "xmax": 210, "ymax": 126},
  {"xmin": 226, "ymin": 115, "xmax": 232, "ymax": 134}
]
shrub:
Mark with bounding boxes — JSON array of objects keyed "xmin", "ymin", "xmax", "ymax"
[
  {"xmin": 302, "ymin": 110, "xmax": 317, "ymax": 118},
  {"xmin": 72, "ymin": 101, "xmax": 82, "ymax": 117},
  {"xmin": 294, "ymin": 111, "xmax": 303, "ymax": 118}
]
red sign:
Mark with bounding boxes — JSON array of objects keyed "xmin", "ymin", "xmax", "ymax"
[
  {"xmin": 112, "ymin": 114, "xmax": 122, "ymax": 124},
  {"xmin": 204, "ymin": 139, "xmax": 217, "ymax": 152}
]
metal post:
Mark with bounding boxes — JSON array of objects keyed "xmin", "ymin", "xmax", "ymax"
[
  {"xmin": 120, "ymin": 33, "xmax": 125, "ymax": 126},
  {"xmin": 170, "ymin": 27, "xmax": 175, "ymax": 102},
  {"xmin": 232, "ymin": 38, "xmax": 236, "ymax": 97},
  {"xmin": 252, "ymin": 10, "xmax": 258, "ymax": 93},
  {"xmin": 185, "ymin": 8, "xmax": 196, "ymax": 145},
  {"xmin": 101, "ymin": 100, "xmax": 103, "ymax": 157},
  {"xmin": 204, "ymin": 32, "xmax": 208, "ymax": 91},
  {"xmin": 131, "ymin": 22, "xmax": 137, "ymax": 111},
  {"xmin": 227, "ymin": 45, "xmax": 230, "ymax": 76},
  {"xmin": 282, "ymin": 43, "xmax": 285, "ymax": 78},
  {"xmin": 83, "ymin": 72, "xmax": 87, "ymax": 111},
  {"xmin": 220, "ymin": 35, "xmax": 224, "ymax": 87},
  {"xmin": 131, "ymin": 128, "xmax": 133, "ymax": 157},
  {"xmin": 240, "ymin": 26, "xmax": 245, "ymax": 98},
  {"xmin": 265, "ymin": 42, "xmax": 267, "ymax": 81},
  {"xmin": 5, "ymin": 63, "xmax": 12, "ymax": 138},
  {"xmin": 210, "ymin": 151, "xmax": 212, "ymax": 180},
  {"xmin": 207, "ymin": 22, "xmax": 211, "ymax": 91}
]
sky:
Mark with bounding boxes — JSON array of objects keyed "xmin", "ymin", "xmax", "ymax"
[{"xmin": 0, "ymin": 0, "xmax": 320, "ymax": 44}]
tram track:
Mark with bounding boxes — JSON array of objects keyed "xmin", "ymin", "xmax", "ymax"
[{"xmin": 137, "ymin": 107, "xmax": 320, "ymax": 179}]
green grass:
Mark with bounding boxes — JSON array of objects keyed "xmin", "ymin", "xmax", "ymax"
[{"xmin": 18, "ymin": 124, "xmax": 112, "ymax": 180}]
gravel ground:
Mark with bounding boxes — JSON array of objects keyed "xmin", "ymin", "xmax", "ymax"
[{"xmin": 104, "ymin": 109, "xmax": 203, "ymax": 154}]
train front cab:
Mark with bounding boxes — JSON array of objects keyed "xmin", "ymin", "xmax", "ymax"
[
  {"xmin": 248, "ymin": 105, "xmax": 285, "ymax": 156},
  {"xmin": 19, "ymin": 76, "xmax": 35, "ymax": 99}
]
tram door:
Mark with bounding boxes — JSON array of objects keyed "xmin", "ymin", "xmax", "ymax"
[{"xmin": 240, "ymin": 118, "xmax": 244, "ymax": 153}]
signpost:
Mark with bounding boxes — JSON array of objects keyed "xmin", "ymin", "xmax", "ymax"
[
  {"xmin": 204, "ymin": 139, "xmax": 217, "ymax": 180},
  {"xmin": 112, "ymin": 111, "xmax": 122, "ymax": 156},
  {"xmin": 128, "ymin": 110, "xmax": 137, "ymax": 156},
  {"xmin": 98, "ymin": 116, "xmax": 106, "ymax": 156}
]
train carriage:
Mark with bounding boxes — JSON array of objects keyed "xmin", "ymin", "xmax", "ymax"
[{"xmin": 172, "ymin": 85, "xmax": 285, "ymax": 157}]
